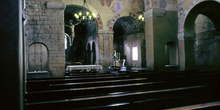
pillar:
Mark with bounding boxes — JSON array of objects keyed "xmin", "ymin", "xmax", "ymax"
[
  {"xmin": 0, "ymin": 0, "xmax": 24, "ymax": 110},
  {"xmin": 144, "ymin": 3, "xmax": 178, "ymax": 71},
  {"xmin": 98, "ymin": 30, "xmax": 114, "ymax": 73}
]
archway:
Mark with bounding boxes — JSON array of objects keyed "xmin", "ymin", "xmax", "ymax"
[
  {"xmin": 183, "ymin": 1, "xmax": 220, "ymax": 71},
  {"xmin": 64, "ymin": 5, "xmax": 98, "ymax": 65},
  {"xmin": 113, "ymin": 16, "xmax": 145, "ymax": 67}
]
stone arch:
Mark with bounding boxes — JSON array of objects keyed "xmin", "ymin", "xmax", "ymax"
[
  {"xmin": 113, "ymin": 16, "xmax": 145, "ymax": 67},
  {"xmin": 179, "ymin": 0, "xmax": 220, "ymax": 34},
  {"xmin": 182, "ymin": 1, "xmax": 220, "ymax": 70},
  {"xmin": 64, "ymin": 0, "xmax": 103, "ymax": 30},
  {"xmin": 113, "ymin": 16, "xmax": 140, "ymax": 37},
  {"xmin": 108, "ymin": 13, "xmax": 142, "ymax": 31},
  {"xmin": 184, "ymin": 1, "xmax": 220, "ymax": 37},
  {"xmin": 28, "ymin": 42, "xmax": 49, "ymax": 72}
]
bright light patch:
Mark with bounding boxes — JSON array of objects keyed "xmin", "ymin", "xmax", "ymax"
[
  {"xmin": 132, "ymin": 47, "xmax": 138, "ymax": 61},
  {"xmin": 107, "ymin": 102, "xmax": 129, "ymax": 107},
  {"xmin": 65, "ymin": 36, "xmax": 67, "ymax": 49}
]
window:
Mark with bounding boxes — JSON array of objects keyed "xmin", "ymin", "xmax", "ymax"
[{"xmin": 132, "ymin": 47, "xmax": 138, "ymax": 61}]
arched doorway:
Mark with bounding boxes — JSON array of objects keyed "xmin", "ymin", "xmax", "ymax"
[
  {"xmin": 86, "ymin": 43, "xmax": 91, "ymax": 65},
  {"xmin": 183, "ymin": 1, "xmax": 220, "ymax": 71},
  {"xmin": 28, "ymin": 43, "xmax": 48, "ymax": 72}
]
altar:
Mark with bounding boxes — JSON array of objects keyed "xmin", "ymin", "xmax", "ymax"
[{"xmin": 66, "ymin": 65, "xmax": 103, "ymax": 72}]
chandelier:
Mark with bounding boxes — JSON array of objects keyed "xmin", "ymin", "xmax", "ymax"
[{"xmin": 73, "ymin": 0, "xmax": 96, "ymax": 25}]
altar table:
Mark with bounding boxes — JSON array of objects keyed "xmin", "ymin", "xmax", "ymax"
[{"xmin": 66, "ymin": 65, "xmax": 103, "ymax": 71}]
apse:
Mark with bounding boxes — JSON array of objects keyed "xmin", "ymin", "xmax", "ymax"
[{"xmin": 113, "ymin": 16, "xmax": 146, "ymax": 68}]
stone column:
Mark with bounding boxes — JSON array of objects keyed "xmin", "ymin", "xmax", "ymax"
[
  {"xmin": 98, "ymin": 30, "xmax": 114, "ymax": 73},
  {"xmin": 178, "ymin": 31, "xmax": 196, "ymax": 71},
  {"xmin": 144, "ymin": 4, "xmax": 178, "ymax": 71},
  {"xmin": 178, "ymin": 33, "xmax": 186, "ymax": 71},
  {"xmin": 184, "ymin": 36, "xmax": 195, "ymax": 70}
]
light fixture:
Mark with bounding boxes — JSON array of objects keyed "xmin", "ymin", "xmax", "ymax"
[
  {"xmin": 138, "ymin": 15, "xmax": 145, "ymax": 22},
  {"xmin": 73, "ymin": 0, "xmax": 96, "ymax": 25}
]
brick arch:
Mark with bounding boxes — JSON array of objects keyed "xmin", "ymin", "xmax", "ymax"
[
  {"xmin": 108, "ymin": 12, "xmax": 141, "ymax": 31},
  {"xmin": 184, "ymin": 1, "xmax": 220, "ymax": 37},
  {"xmin": 179, "ymin": 0, "xmax": 220, "ymax": 33},
  {"xmin": 179, "ymin": 0, "xmax": 220, "ymax": 71}
]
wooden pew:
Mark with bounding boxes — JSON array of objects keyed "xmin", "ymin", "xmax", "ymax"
[
  {"xmin": 25, "ymin": 73, "xmax": 220, "ymax": 103},
  {"xmin": 25, "ymin": 71, "xmax": 220, "ymax": 110},
  {"xmin": 48, "ymin": 77, "xmax": 148, "ymax": 90},
  {"xmin": 26, "ymin": 75, "xmax": 130, "ymax": 91},
  {"xmin": 27, "ymin": 73, "xmax": 116, "ymax": 80},
  {"xmin": 25, "ymin": 80, "xmax": 166, "ymax": 102},
  {"xmin": 25, "ymin": 85, "xmax": 207, "ymax": 110}
]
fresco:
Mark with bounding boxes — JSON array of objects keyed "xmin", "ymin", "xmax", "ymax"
[
  {"xmin": 100, "ymin": 0, "xmax": 114, "ymax": 7},
  {"xmin": 104, "ymin": 0, "xmax": 144, "ymax": 30},
  {"xmin": 111, "ymin": 0, "xmax": 122, "ymax": 13},
  {"xmin": 131, "ymin": 0, "xmax": 144, "ymax": 12},
  {"xmin": 96, "ymin": 14, "xmax": 104, "ymax": 30}
]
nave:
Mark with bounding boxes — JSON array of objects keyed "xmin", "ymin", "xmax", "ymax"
[{"xmin": 25, "ymin": 71, "xmax": 220, "ymax": 110}]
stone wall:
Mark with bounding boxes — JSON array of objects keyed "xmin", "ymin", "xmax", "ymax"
[
  {"xmin": 26, "ymin": 0, "xmax": 66, "ymax": 77},
  {"xmin": 194, "ymin": 14, "xmax": 218, "ymax": 70}
]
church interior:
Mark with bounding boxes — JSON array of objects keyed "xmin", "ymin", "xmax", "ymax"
[{"xmin": 1, "ymin": 0, "xmax": 220, "ymax": 110}]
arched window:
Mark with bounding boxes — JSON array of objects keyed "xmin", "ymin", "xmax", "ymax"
[
  {"xmin": 87, "ymin": 43, "xmax": 91, "ymax": 65},
  {"xmin": 92, "ymin": 42, "xmax": 96, "ymax": 65}
]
